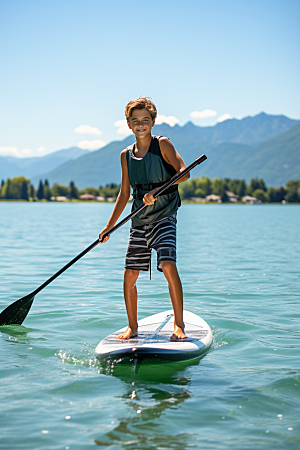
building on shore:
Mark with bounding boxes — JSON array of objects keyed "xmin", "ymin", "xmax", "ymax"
[
  {"xmin": 79, "ymin": 194, "xmax": 96, "ymax": 200},
  {"xmin": 225, "ymin": 191, "xmax": 240, "ymax": 202},
  {"xmin": 242, "ymin": 195, "xmax": 262, "ymax": 204}
]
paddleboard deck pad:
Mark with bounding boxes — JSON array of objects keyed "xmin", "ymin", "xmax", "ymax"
[{"xmin": 95, "ymin": 310, "xmax": 212, "ymax": 362}]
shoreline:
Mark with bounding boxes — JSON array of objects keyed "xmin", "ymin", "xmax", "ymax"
[{"xmin": 0, "ymin": 199, "xmax": 299, "ymax": 205}]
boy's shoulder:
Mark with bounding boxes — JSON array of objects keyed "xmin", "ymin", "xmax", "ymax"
[
  {"xmin": 152, "ymin": 135, "xmax": 170, "ymax": 144},
  {"xmin": 157, "ymin": 136, "xmax": 175, "ymax": 153},
  {"xmin": 157, "ymin": 135, "xmax": 169, "ymax": 143},
  {"xmin": 120, "ymin": 148, "xmax": 128, "ymax": 165},
  {"xmin": 158, "ymin": 136, "xmax": 172, "ymax": 147},
  {"xmin": 120, "ymin": 143, "xmax": 133, "ymax": 156}
]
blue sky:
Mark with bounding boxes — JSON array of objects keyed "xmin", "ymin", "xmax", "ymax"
[{"xmin": 0, "ymin": 0, "xmax": 299, "ymax": 157}]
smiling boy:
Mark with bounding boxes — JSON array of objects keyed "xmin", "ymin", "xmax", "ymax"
[{"xmin": 99, "ymin": 97, "xmax": 190, "ymax": 340}]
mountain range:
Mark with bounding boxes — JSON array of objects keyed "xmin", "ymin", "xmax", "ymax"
[
  {"xmin": 1, "ymin": 112, "xmax": 299, "ymax": 188},
  {"xmin": 0, "ymin": 147, "xmax": 89, "ymax": 180}
]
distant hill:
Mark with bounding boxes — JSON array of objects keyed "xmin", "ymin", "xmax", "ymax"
[
  {"xmin": 2, "ymin": 112, "xmax": 299, "ymax": 188},
  {"xmin": 0, "ymin": 147, "xmax": 89, "ymax": 180},
  {"xmin": 154, "ymin": 122, "xmax": 300, "ymax": 186},
  {"xmin": 184, "ymin": 124, "xmax": 300, "ymax": 186},
  {"xmin": 32, "ymin": 120, "xmax": 300, "ymax": 189},
  {"xmin": 153, "ymin": 112, "xmax": 300, "ymax": 146},
  {"xmin": 240, "ymin": 123, "xmax": 300, "ymax": 184},
  {"xmin": 31, "ymin": 137, "xmax": 135, "ymax": 187}
]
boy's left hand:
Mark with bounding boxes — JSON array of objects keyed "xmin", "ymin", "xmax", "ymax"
[{"xmin": 143, "ymin": 189, "xmax": 157, "ymax": 206}]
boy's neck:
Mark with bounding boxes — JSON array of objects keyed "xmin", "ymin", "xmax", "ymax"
[{"xmin": 134, "ymin": 134, "xmax": 152, "ymax": 157}]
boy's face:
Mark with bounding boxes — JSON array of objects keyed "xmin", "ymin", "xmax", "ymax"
[{"xmin": 127, "ymin": 109, "xmax": 155, "ymax": 137}]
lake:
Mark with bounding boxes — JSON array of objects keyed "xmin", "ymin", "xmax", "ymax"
[{"xmin": 0, "ymin": 202, "xmax": 299, "ymax": 449}]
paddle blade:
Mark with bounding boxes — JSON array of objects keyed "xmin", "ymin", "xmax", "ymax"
[{"xmin": 0, "ymin": 293, "xmax": 35, "ymax": 326}]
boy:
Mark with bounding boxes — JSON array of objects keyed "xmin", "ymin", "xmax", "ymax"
[{"xmin": 98, "ymin": 97, "xmax": 190, "ymax": 340}]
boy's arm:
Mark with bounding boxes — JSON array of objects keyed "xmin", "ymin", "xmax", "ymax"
[
  {"xmin": 99, "ymin": 150, "xmax": 131, "ymax": 243},
  {"xmin": 143, "ymin": 137, "xmax": 190, "ymax": 206},
  {"xmin": 159, "ymin": 137, "xmax": 190, "ymax": 183}
]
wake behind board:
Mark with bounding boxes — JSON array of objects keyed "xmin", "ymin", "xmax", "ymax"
[{"xmin": 95, "ymin": 310, "xmax": 212, "ymax": 362}]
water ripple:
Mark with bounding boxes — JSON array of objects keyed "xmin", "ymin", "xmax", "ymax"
[{"xmin": 0, "ymin": 203, "xmax": 299, "ymax": 449}]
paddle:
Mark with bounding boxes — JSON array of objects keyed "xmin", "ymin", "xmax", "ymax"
[{"xmin": 0, "ymin": 154, "xmax": 207, "ymax": 326}]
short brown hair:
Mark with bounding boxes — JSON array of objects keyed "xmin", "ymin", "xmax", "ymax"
[{"xmin": 125, "ymin": 96, "xmax": 157, "ymax": 121}]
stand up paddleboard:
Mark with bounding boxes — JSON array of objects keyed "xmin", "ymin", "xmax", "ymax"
[{"xmin": 95, "ymin": 310, "xmax": 212, "ymax": 362}]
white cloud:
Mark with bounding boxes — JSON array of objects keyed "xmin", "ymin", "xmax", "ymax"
[
  {"xmin": 155, "ymin": 115, "xmax": 179, "ymax": 127},
  {"xmin": 0, "ymin": 146, "xmax": 49, "ymax": 158},
  {"xmin": 190, "ymin": 110, "xmax": 217, "ymax": 119},
  {"xmin": 77, "ymin": 139, "xmax": 106, "ymax": 150},
  {"xmin": 75, "ymin": 125, "xmax": 102, "ymax": 135},
  {"xmin": 217, "ymin": 113, "xmax": 232, "ymax": 123},
  {"xmin": 114, "ymin": 119, "xmax": 132, "ymax": 136},
  {"xmin": 20, "ymin": 148, "xmax": 33, "ymax": 156},
  {"xmin": 0, "ymin": 146, "xmax": 19, "ymax": 157}
]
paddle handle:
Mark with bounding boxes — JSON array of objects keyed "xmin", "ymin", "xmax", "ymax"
[{"xmin": 33, "ymin": 153, "xmax": 207, "ymax": 295}]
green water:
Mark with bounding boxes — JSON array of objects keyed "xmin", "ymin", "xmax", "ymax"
[{"xmin": 0, "ymin": 203, "xmax": 299, "ymax": 449}]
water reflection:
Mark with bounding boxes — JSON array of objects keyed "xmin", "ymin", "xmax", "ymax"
[
  {"xmin": 0, "ymin": 324, "xmax": 46, "ymax": 344},
  {"xmin": 0, "ymin": 324, "xmax": 31, "ymax": 343},
  {"xmin": 95, "ymin": 358, "xmax": 203, "ymax": 449}
]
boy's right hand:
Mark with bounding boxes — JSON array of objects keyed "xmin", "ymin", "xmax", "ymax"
[
  {"xmin": 99, "ymin": 227, "xmax": 110, "ymax": 243},
  {"xmin": 143, "ymin": 187, "xmax": 159, "ymax": 206}
]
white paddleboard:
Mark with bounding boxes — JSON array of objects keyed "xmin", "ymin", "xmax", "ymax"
[{"xmin": 95, "ymin": 310, "xmax": 212, "ymax": 362}]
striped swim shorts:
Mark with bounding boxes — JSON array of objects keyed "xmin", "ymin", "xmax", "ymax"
[{"xmin": 125, "ymin": 214, "xmax": 177, "ymax": 272}]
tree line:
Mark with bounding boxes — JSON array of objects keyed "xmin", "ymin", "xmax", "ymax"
[
  {"xmin": 178, "ymin": 177, "xmax": 300, "ymax": 203},
  {"xmin": 0, "ymin": 176, "xmax": 300, "ymax": 203},
  {"xmin": 0, "ymin": 178, "xmax": 120, "ymax": 201}
]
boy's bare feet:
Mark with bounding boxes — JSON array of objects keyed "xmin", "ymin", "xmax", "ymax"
[
  {"xmin": 116, "ymin": 326, "xmax": 138, "ymax": 340},
  {"xmin": 170, "ymin": 325, "xmax": 187, "ymax": 340}
]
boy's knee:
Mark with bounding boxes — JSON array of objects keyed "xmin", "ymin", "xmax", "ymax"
[
  {"xmin": 161, "ymin": 260, "xmax": 177, "ymax": 276},
  {"xmin": 124, "ymin": 268, "xmax": 139, "ymax": 283}
]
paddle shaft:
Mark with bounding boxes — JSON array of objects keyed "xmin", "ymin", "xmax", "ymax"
[{"xmin": 32, "ymin": 154, "xmax": 207, "ymax": 296}]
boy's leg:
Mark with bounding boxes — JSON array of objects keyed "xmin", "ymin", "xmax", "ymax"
[
  {"xmin": 147, "ymin": 215, "xmax": 185, "ymax": 339},
  {"xmin": 116, "ymin": 268, "xmax": 140, "ymax": 339},
  {"xmin": 160, "ymin": 260, "xmax": 186, "ymax": 339},
  {"xmin": 120, "ymin": 222, "xmax": 151, "ymax": 339}
]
